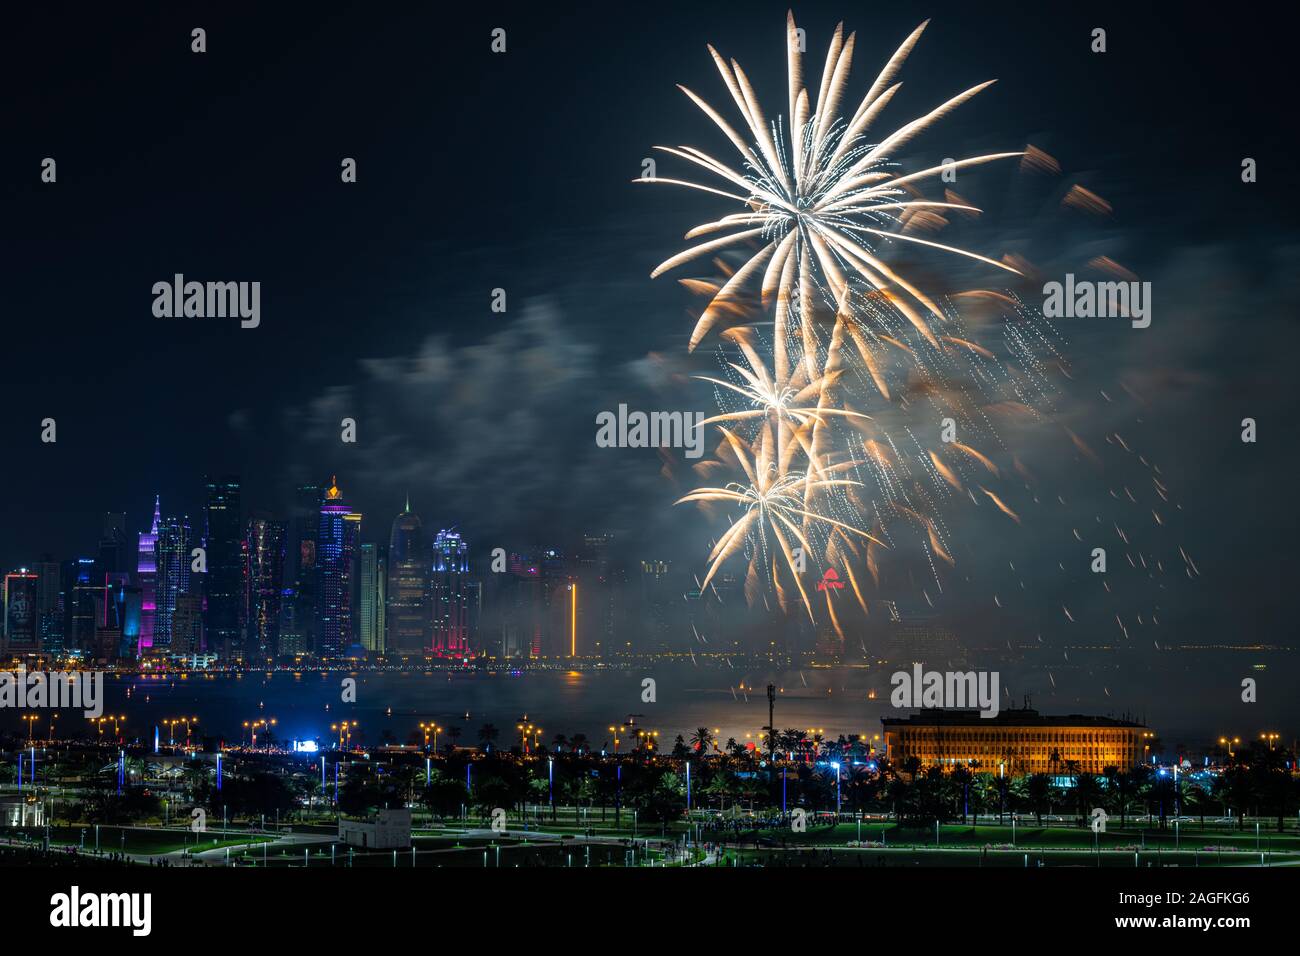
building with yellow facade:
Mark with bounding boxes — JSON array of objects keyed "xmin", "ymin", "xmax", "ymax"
[{"xmin": 882, "ymin": 708, "xmax": 1149, "ymax": 777}]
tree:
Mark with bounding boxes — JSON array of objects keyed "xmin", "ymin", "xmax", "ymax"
[
  {"xmin": 422, "ymin": 774, "xmax": 469, "ymax": 818},
  {"xmin": 690, "ymin": 727, "xmax": 715, "ymax": 757},
  {"xmin": 478, "ymin": 724, "xmax": 499, "ymax": 751},
  {"xmin": 1025, "ymin": 773, "xmax": 1052, "ymax": 825}
]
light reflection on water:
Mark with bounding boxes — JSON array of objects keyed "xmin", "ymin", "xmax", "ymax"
[{"xmin": 0, "ymin": 651, "xmax": 1294, "ymax": 751}]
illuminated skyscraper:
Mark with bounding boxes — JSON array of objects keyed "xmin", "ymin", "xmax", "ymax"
[
  {"xmin": 315, "ymin": 477, "xmax": 360, "ymax": 659},
  {"xmin": 358, "ymin": 542, "xmax": 386, "ymax": 654},
  {"xmin": 61, "ymin": 558, "xmax": 97, "ymax": 657},
  {"xmin": 2, "ymin": 569, "xmax": 40, "ymax": 656},
  {"xmin": 244, "ymin": 515, "xmax": 287, "ymax": 662},
  {"xmin": 204, "ymin": 475, "xmax": 243, "ymax": 660},
  {"xmin": 154, "ymin": 514, "xmax": 193, "ymax": 650},
  {"xmin": 431, "ymin": 529, "xmax": 469, "ymax": 656},
  {"xmin": 386, "ymin": 499, "xmax": 429, "ymax": 656},
  {"xmin": 136, "ymin": 496, "xmax": 161, "ymax": 653}
]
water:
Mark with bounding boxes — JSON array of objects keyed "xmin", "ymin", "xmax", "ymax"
[{"xmin": 1, "ymin": 649, "xmax": 1295, "ymax": 752}]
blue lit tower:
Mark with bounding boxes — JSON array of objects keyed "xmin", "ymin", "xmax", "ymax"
[{"xmin": 315, "ymin": 477, "xmax": 360, "ymax": 659}]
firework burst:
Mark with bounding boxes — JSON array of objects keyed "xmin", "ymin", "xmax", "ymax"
[
  {"xmin": 638, "ymin": 11, "xmax": 1023, "ymax": 360},
  {"xmin": 644, "ymin": 12, "xmax": 1037, "ymax": 627}
]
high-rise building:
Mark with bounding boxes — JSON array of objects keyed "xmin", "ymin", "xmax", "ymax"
[
  {"xmin": 244, "ymin": 515, "xmax": 287, "ymax": 662},
  {"xmin": 315, "ymin": 477, "xmax": 360, "ymax": 659},
  {"xmin": 136, "ymin": 496, "xmax": 161, "ymax": 654},
  {"xmin": 539, "ymin": 549, "xmax": 570, "ymax": 657},
  {"xmin": 63, "ymin": 558, "xmax": 97, "ymax": 658},
  {"xmin": 358, "ymin": 542, "xmax": 386, "ymax": 654},
  {"xmin": 2, "ymin": 569, "xmax": 40, "ymax": 657},
  {"xmin": 171, "ymin": 593, "xmax": 204, "ymax": 657},
  {"xmin": 431, "ymin": 529, "xmax": 470, "ymax": 656},
  {"xmin": 496, "ymin": 551, "xmax": 542, "ymax": 659},
  {"xmin": 96, "ymin": 512, "xmax": 128, "ymax": 580},
  {"xmin": 154, "ymin": 514, "xmax": 193, "ymax": 651},
  {"xmin": 96, "ymin": 579, "xmax": 141, "ymax": 662},
  {"xmin": 640, "ymin": 559, "xmax": 678, "ymax": 652},
  {"xmin": 578, "ymin": 532, "xmax": 623, "ymax": 657},
  {"xmin": 287, "ymin": 484, "xmax": 322, "ymax": 655},
  {"xmin": 34, "ymin": 556, "xmax": 63, "ymax": 654},
  {"xmin": 204, "ymin": 475, "xmax": 243, "ymax": 660},
  {"xmin": 386, "ymin": 499, "xmax": 429, "ymax": 656}
]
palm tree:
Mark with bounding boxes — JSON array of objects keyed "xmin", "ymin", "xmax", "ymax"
[
  {"xmin": 478, "ymin": 724, "xmax": 499, "ymax": 751},
  {"xmin": 1026, "ymin": 773, "xmax": 1052, "ymax": 825},
  {"xmin": 552, "ymin": 734, "xmax": 569, "ymax": 753},
  {"xmin": 690, "ymin": 727, "xmax": 714, "ymax": 757}
]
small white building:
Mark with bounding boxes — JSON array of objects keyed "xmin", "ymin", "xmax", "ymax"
[
  {"xmin": 339, "ymin": 808, "xmax": 411, "ymax": 849},
  {"xmin": 0, "ymin": 795, "xmax": 44, "ymax": 827}
]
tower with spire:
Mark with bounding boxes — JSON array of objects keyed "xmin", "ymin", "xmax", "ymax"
[
  {"xmin": 386, "ymin": 495, "xmax": 430, "ymax": 656},
  {"xmin": 136, "ymin": 495, "xmax": 161, "ymax": 655}
]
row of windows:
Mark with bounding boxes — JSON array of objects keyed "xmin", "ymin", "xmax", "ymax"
[{"xmin": 894, "ymin": 730, "xmax": 1138, "ymax": 745}]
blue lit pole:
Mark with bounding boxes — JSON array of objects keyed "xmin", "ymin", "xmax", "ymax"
[
  {"xmin": 31, "ymin": 745, "xmax": 36, "ymax": 785},
  {"xmin": 782, "ymin": 768, "xmax": 787, "ymax": 813},
  {"xmin": 154, "ymin": 726, "xmax": 159, "ymax": 754},
  {"xmin": 832, "ymin": 762, "xmax": 841, "ymax": 814},
  {"xmin": 686, "ymin": 759, "xmax": 691, "ymax": 811},
  {"xmin": 426, "ymin": 757, "xmax": 431, "ymax": 786},
  {"xmin": 216, "ymin": 752, "xmax": 223, "ymax": 792},
  {"xmin": 16, "ymin": 753, "xmax": 22, "ymax": 791},
  {"xmin": 117, "ymin": 750, "xmax": 124, "ymax": 794},
  {"xmin": 548, "ymin": 756, "xmax": 554, "ymax": 820},
  {"xmin": 320, "ymin": 755, "xmax": 325, "ymax": 791}
]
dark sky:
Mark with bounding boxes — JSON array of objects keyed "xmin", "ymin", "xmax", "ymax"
[{"xmin": 1, "ymin": 2, "xmax": 1294, "ymax": 650}]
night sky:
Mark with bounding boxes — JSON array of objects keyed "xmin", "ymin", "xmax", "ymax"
[{"xmin": 2, "ymin": 2, "xmax": 1294, "ymax": 652}]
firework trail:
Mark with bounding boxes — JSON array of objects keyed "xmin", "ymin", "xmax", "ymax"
[{"xmin": 641, "ymin": 12, "xmax": 1188, "ymax": 652}]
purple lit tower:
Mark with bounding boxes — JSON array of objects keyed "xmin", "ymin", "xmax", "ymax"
[{"xmin": 136, "ymin": 495, "xmax": 160, "ymax": 655}]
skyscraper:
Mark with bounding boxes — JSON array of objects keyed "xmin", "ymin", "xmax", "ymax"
[
  {"xmin": 153, "ymin": 514, "xmax": 193, "ymax": 651},
  {"xmin": 34, "ymin": 556, "xmax": 62, "ymax": 654},
  {"xmin": 2, "ymin": 569, "xmax": 40, "ymax": 656},
  {"xmin": 431, "ymin": 529, "xmax": 470, "ymax": 656},
  {"xmin": 245, "ymin": 515, "xmax": 287, "ymax": 662},
  {"xmin": 315, "ymin": 477, "xmax": 360, "ymax": 659},
  {"xmin": 358, "ymin": 542, "xmax": 386, "ymax": 654},
  {"xmin": 96, "ymin": 512, "xmax": 128, "ymax": 579},
  {"xmin": 136, "ymin": 496, "xmax": 161, "ymax": 654},
  {"xmin": 286, "ymin": 483, "xmax": 322, "ymax": 656},
  {"xmin": 497, "ymin": 551, "xmax": 542, "ymax": 659},
  {"xmin": 204, "ymin": 475, "xmax": 243, "ymax": 660},
  {"xmin": 578, "ymin": 531, "xmax": 623, "ymax": 658},
  {"xmin": 386, "ymin": 499, "xmax": 429, "ymax": 656}
]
